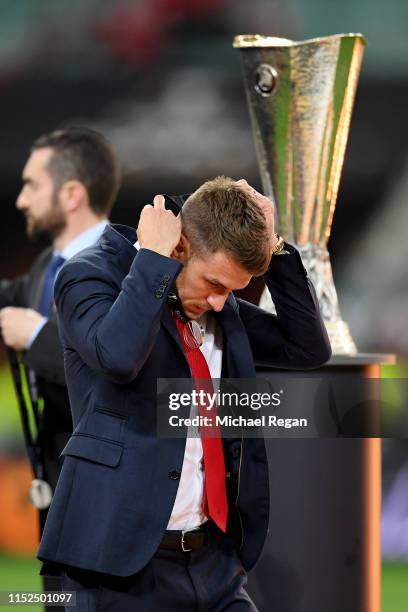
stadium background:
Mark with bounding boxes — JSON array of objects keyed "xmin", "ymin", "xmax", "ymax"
[{"xmin": 0, "ymin": 1, "xmax": 407, "ymax": 610}]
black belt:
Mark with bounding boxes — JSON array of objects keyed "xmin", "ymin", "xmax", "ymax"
[{"xmin": 159, "ymin": 523, "xmax": 210, "ymax": 552}]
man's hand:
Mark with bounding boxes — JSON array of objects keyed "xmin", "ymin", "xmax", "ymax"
[
  {"xmin": 236, "ymin": 179, "xmax": 279, "ymax": 252},
  {"xmin": 137, "ymin": 194, "xmax": 182, "ymax": 258},
  {"xmin": 0, "ymin": 307, "xmax": 44, "ymax": 351}
]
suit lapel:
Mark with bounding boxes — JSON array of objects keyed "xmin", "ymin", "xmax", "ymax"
[
  {"xmin": 214, "ymin": 296, "xmax": 256, "ymax": 378},
  {"xmin": 29, "ymin": 248, "xmax": 53, "ymax": 310},
  {"xmin": 160, "ymin": 305, "xmax": 189, "ymax": 367}
]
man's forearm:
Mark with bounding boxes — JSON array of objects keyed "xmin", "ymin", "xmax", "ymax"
[
  {"xmin": 55, "ymin": 249, "xmax": 182, "ymax": 384},
  {"xmin": 238, "ymin": 245, "xmax": 331, "ymax": 369}
]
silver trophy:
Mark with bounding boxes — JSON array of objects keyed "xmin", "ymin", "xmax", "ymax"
[{"xmin": 234, "ymin": 34, "xmax": 366, "ymax": 355}]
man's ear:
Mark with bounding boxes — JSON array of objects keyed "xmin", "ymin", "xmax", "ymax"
[
  {"xmin": 59, "ymin": 180, "xmax": 88, "ymax": 213},
  {"xmin": 171, "ymin": 233, "xmax": 190, "ymax": 262}
]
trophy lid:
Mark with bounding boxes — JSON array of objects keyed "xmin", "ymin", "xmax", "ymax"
[{"xmin": 233, "ymin": 33, "xmax": 366, "ymax": 48}]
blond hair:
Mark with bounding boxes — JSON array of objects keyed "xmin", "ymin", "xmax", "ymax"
[{"xmin": 181, "ymin": 176, "xmax": 271, "ymax": 276}]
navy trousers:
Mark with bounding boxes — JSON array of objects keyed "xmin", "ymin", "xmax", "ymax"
[{"xmin": 61, "ymin": 523, "xmax": 258, "ymax": 611}]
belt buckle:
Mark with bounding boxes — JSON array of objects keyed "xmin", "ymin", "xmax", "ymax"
[{"xmin": 181, "ymin": 531, "xmax": 193, "ymax": 552}]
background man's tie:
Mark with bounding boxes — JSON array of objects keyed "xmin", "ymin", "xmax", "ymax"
[{"xmin": 37, "ymin": 254, "xmax": 66, "ymax": 317}]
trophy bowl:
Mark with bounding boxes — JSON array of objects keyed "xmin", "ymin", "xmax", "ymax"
[{"xmin": 234, "ymin": 33, "xmax": 366, "ymax": 355}]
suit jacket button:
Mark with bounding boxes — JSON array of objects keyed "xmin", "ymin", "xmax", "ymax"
[{"xmin": 168, "ymin": 469, "xmax": 181, "ymax": 480}]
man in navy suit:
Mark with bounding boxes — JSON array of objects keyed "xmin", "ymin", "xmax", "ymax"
[{"xmin": 38, "ymin": 176, "xmax": 331, "ymax": 610}]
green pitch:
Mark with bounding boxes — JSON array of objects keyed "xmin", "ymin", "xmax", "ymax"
[
  {"xmin": 0, "ymin": 554, "xmax": 407, "ymax": 610},
  {"xmin": 0, "ymin": 554, "xmax": 42, "ymax": 611}
]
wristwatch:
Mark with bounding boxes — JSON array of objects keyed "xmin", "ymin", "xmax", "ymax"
[{"xmin": 271, "ymin": 234, "xmax": 287, "ymax": 255}]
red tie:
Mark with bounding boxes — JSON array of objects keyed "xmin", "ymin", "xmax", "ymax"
[{"xmin": 173, "ymin": 315, "xmax": 228, "ymax": 533}]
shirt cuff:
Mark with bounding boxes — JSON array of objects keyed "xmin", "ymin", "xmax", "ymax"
[{"xmin": 26, "ymin": 317, "xmax": 48, "ymax": 349}]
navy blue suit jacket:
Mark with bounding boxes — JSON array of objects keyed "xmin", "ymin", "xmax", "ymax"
[{"xmin": 38, "ymin": 223, "xmax": 331, "ymax": 576}]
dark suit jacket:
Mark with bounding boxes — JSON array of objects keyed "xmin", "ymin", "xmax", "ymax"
[
  {"xmin": 38, "ymin": 223, "xmax": 331, "ymax": 576},
  {"xmin": 0, "ymin": 248, "xmax": 71, "ymax": 489}
]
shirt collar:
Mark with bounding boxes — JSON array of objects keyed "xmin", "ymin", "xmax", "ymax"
[{"xmin": 56, "ymin": 220, "xmax": 109, "ymax": 261}]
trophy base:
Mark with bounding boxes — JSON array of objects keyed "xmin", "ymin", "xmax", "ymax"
[{"xmin": 324, "ymin": 319, "xmax": 357, "ymax": 356}]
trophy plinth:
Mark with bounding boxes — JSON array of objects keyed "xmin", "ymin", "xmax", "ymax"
[{"xmin": 234, "ymin": 33, "xmax": 366, "ymax": 355}]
